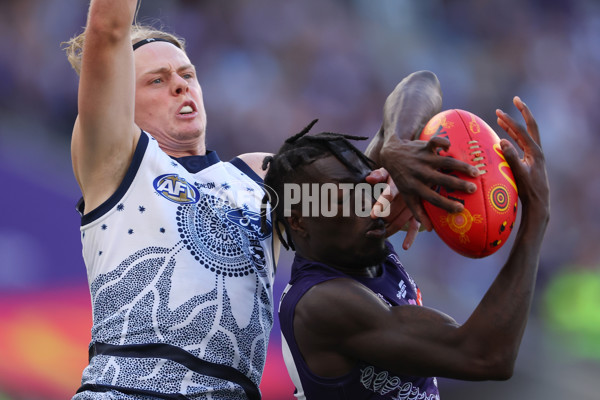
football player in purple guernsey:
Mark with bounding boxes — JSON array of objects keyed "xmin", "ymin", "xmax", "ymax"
[{"xmin": 261, "ymin": 96, "xmax": 549, "ymax": 399}]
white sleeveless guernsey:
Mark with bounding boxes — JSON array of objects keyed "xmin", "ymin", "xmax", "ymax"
[{"xmin": 73, "ymin": 131, "xmax": 275, "ymax": 400}]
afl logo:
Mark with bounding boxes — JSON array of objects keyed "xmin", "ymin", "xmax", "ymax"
[{"xmin": 153, "ymin": 174, "xmax": 200, "ymax": 204}]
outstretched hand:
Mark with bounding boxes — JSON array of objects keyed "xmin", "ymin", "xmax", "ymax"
[{"xmin": 496, "ymin": 96, "xmax": 549, "ymax": 218}]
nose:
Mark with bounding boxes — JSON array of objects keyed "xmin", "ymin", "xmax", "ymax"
[{"xmin": 172, "ymin": 74, "xmax": 189, "ymax": 96}]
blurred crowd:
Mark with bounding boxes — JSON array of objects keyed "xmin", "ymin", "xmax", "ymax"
[
  {"xmin": 0, "ymin": 0, "xmax": 599, "ymax": 398},
  {"xmin": 2, "ymin": 0, "xmax": 599, "ymax": 267}
]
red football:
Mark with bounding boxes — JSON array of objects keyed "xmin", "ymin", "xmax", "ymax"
[{"xmin": 418, "ymin": 109, "xmax": 518, "ymax": 258}]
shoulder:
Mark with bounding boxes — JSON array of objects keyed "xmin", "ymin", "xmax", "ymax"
[
  {"xmin": 296, "ymin": 278, "xmax": 390, "ymax": 330},
  {"xmin": 305, "ymin": 278, "xmax": 388, "ymax": 307},
  {"xmin": 236, "ymin": 152, "xmax": 273, "ymax": 179}
]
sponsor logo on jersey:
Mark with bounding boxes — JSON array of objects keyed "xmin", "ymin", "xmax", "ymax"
[
  {"xmin": 360, "ymin": 366, "xmax": 439, "ymax": 399},
  {"xmin": 397, "ymin": 280, "xmax": 407, "ymax": 300},
  {"xmin": 153, "ymin": 174, "xmax": 200, "ymax": 204},
  {"xmin": 225, "ymin": 208, "xmax": 272, "ymax": 240}
]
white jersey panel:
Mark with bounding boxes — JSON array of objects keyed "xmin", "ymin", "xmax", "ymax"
[{"xmin": 75, "ymin": 131, "xmax": 274, "ymax": 399}]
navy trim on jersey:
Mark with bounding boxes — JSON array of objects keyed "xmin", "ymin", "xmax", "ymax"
[
  {"xmin": 229, "ymin": 157, "xmax": 264, "ymax": 185},
  {"xmin": 172, "ymin": 150, "xmax": 220, "ymax": 174},
  {"xmin": 83, "ymin": 342, "xmax": 261, "ymax": 400},
  {"xmin": 76, "ymin": 383, "xmax": 188, "ymax": 399},
  {"xmin": 78, "ymin": 130, "xmax": 149, "ymax": 226}
]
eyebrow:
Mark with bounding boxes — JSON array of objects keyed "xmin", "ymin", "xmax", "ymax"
[{"xmin": 142, "ymin": 63, "xmax": 196, "ymax": 77}]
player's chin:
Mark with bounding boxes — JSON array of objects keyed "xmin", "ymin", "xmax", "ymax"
[{"xmin": 356, "ymin": 238, "xmax": 387, "ymax": 265}]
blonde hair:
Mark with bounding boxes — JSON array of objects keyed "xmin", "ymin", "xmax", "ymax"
[{"xmin": 63, "ymin": 24, "xmax": 186, "ymax": 76}]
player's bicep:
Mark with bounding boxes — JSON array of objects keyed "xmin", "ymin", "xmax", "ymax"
[
  {"xmin": 74, "ymin": 13, "xmax": 139, "ymax": 203},
  {"xmin": 342, "ymin": 304, "xmax": 457, "ymax": 374},
  {"xmin": 342, "ymin": 300, "xmax": 500, "ymax": 380}
]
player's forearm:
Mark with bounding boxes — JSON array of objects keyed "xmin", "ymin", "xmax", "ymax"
[
  {"xmin": 76, "ymin": 0, "xmax": 138, "ymax": 198},
  {"xmin": 461, "ymin": 210, "xmax": 549, "ymax": 378},
  {"xmin": 86, "ymin": 0, "xmax": 137, "ymax": 39},
  {"xmin": 79, "ymin": 0, "xmax": 137, "ymax": 130},
  {"xmin": 365, "ymin": 71, "xmax": 442, "ymax": 167}
]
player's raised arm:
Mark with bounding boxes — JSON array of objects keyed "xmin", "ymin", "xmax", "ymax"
[
  {"xmin": 69, "ymin": 0, "xmax": 139, "ymax": 213},
  {"xmin": 365, "ymin": 71, "xmax": 480, "ymax": 231}
]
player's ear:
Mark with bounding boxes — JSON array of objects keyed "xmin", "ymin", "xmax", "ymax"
[{"xmin": 287, "ymin": 209, "xmax": 308, "ymax": 238}]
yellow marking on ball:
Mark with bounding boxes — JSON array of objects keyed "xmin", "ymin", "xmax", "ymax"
[
  {"xmin": 469, "ymin": 114, "xmax": 481, "ymax": 134},
  {"xmin": 493, "ymin": 143, "xmax": 517, "ymax": 191},
  {"xmin": 440, "ymin": 208, "xmax": 483, "ymax": 244}
]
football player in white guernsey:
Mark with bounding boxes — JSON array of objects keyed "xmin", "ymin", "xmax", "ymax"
[{"xmin": 63, "ymin": 1, "xmax": 479, "ymax": 398}]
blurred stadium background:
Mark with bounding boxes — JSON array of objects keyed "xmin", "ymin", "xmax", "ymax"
[{"xmin": 1, "ymin": 0, "xmax": 599, "ymax": 399}]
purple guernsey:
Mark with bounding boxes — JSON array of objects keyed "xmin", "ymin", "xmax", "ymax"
[{"xmin": 279, "ymin": 241, "xmax": 440, "ymax": 399}]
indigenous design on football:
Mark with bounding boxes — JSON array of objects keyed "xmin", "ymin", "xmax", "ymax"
[
  {"xmin": 489, "ymin": 184, "xmax": 510, "ymax": 213},
  {"xmin": 440, "ymin": 208, "xmax": 483, "ymax": 244},
  {"xmin": 468, "ymin": 113, "xmax": 481, "ymax": 134},
  {"xmin": 422, "ymin": 114, "xmax": 454, "ymax": 137},
  {"xmin": 494, "ymin": 143, "xmax": 517, "ymax": 191},
  {"xmin": 419, "ymin": 109, "xmax": 519, "ymax": 258}
]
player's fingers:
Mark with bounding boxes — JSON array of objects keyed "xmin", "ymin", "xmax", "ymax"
[
  {"xmin": 496, "ymin": 101, "xmax": 540, "ymax": 153},
  {"xmin": 513, "ymin": 96, "xmax": 541, "ymax": 148},
  {"xmin": 420, "ymin": 191, "xmax": 464, "ymax": 215},
  {"xmin": 413, "ymin": 167, "xmax": 476, "ymax": 204},
  {"xmin": 496, "ymin": 110, "xmax": 528, "ymax": 152},
  {"xmin": 401, "ymin": 218, "xmax": 421, "ymax": 250},
  {"xmin": 432, "ymin": 157, "xmax": 480, "ymax": 178},
  {"xmin": 404, "ymin": 194, "xmax": 434, "ymax": 231},
  {"xmin": 425, "ymin": 136, "xmax": 451, "ymax": 152},
  {"xmin": 366, "ymin": 168, "xmax": 389, "ymax": 184},
  {"xmin": 405, "ymin": 178, "xmax": 464, "ymax": 216},
  {"xmin": 495, "ymin": 108, "xmax": 523, "ymax": 137},
  {"xmin": 384, "ymin": 206, "xmax": 413, "ymax": 233},
  {"xmin": 496, "ymin": 115, "xmax": 518, "ymax": 140},
  {"xmin": 427, "ymin": 168, "xmax": 478, "ymax": 194},
  {"xmin": 499, "ymin": 139, "xmax": 522, "ymax": 174},
  {"xmin": 423, "ymin": 138, "xmax": 479, "ymax": 177}
]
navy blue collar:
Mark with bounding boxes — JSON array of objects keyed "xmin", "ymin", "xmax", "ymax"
[{"xmin": 171, "ymin": 151, "xmax": 221, "ymax": 173}]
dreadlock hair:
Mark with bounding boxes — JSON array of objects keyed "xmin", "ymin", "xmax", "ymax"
[{"xmin": 260, "ymin": 119, "xmax": 376, "ymax": 250}]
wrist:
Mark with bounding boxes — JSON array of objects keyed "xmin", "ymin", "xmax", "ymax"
[
  {"xmin": 379, "ymin": 136, "xmax": 409, "ymax": 170},
  {"xmin": 517, "ymin": 205, "xmax": 549, "ymax": 245},
  {"xmin": 522, "ymin": 205, "xmax": 550, "ymax": 229}
]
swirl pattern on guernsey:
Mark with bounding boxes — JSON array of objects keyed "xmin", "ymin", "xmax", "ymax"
[{"xmin": 74, "ymin": 132, "xmax": 275, "ymax": 399}]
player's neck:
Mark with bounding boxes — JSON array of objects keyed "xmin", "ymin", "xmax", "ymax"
[
  {"xmin": 159, "ymin": 137, "xmax": 206, "ymax": 158},
  {"xmin": 298, "ymin": 249, "xmax": 382, "ymax": 277},
  {"xmin": 340, "ymin": 264, "xmax": 382, "ymax": 278}
]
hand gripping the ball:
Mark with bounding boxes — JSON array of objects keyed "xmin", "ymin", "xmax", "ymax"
[{"xmin": 378, "ymin": 136, "xmax": 480, "ymax": 232}]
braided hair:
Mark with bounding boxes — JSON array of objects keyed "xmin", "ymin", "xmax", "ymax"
[{"xmin": 260, "ymin": 119, "xmax": 376, "ymax": 250}]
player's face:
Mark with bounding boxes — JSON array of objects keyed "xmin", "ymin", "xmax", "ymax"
[
  {"xmin": 134, "ymin": 42, "xmax": 207, "ymax": 149},
  {"xmin": 296, "ymin": 153, "xmax": 388, "ymax": 271}
]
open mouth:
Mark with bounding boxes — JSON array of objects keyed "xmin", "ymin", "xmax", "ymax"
[
  {"xmin": 179, "ymin": 105, "xmax": 194, "ymax": 114},
  {"xmin": 178, "ymin": 102, "xmax": 197, "ymax": 115}
]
